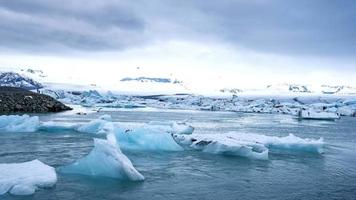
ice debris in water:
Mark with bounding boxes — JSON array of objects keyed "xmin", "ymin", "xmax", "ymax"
[
  {"xmin": 0, "ymin": 115, "xmax": 39, "ymax": 132},
  {"xmin": 59, "ymin": 121, "xmax": 145, "ymax": 181},
  {"xmin": 172, "ymin": 132, "xmax": 324, "ymax": 160},
  {"xmin": 0, "ymin": 160, "xmax": 57, "ymax": 196}
]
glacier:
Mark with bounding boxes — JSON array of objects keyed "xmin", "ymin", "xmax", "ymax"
[
  {"xmin": 0, "ymin": 115, "xmax": 39, "ymax": 132},
  {"xmin": 172, "ymin": 132, "xmax": 324, "ymax": 159},
  {"xmin": 59, "ymin": 122, "xmax": 144, "ymax": 181},
  {"xmin": 0, "ymin": 160, "xmax": 57, "ymax": 196}
]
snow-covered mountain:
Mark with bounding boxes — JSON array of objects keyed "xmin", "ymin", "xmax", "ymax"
[
  {"xmin": 0, "ymin": 72, "xmax": 43, "ymax": 90},
  {"xmin": 117, "ymin": 76, "xmax": 189, "ymax": 95},
  {"xmin": 219, "ymin": 88, "xmax": 243, "ymax": 94},
  {"xmin": 321, "ymin": 85, "xmax": 356, "ymax": 95},
  {"xmin": 266, "ymin": 84, "xmax": 311, "ymax": 93}
]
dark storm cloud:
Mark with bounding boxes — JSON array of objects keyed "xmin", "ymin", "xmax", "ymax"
[{"xmin": 0, "ymin": 0, "xmax": 355, "ymax": 56}]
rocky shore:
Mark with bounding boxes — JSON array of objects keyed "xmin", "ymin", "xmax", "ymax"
[{"xmin": 0, "ymin": 87, "xmax": 72, "ymax": 113}]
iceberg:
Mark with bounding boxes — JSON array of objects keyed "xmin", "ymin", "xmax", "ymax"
[
  {"xmin": 0, "ymin": 160, "xmax": 57, "ymax": 196},
  {"xmin": 172, "ymin": 133, "xmax": 268, "ymax": 160},
  {"xmin": 76, "ymin": 114, "xmax": 112, "ymax": 134},
  {"xmin": 60, "ymin": 122, "xmax": 144, "ymax": 181},
  {"xmin": 298, "ymin": 109, "xmax": 340, "ymax": 120},
  {"xmin": 146, "ymin": 121, "xmax": 194, "ymax": 134},
  {"xmin": 39, "ymin": 121, "xmax": 79, "ymax": 132},
  {"xmin": 116, "ymin": 127, "xmax": 184, "ymax": 151},
  {"xmin": 0, "ymin": 115, "xmax": 39, "ymax": 132},
  {"xmin": 172, "ymin": 132, "xmax": 324, "ymax": 159}
]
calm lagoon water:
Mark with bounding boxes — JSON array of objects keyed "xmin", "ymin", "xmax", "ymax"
[{"xmin": 1, "ymin": 108, "xmax": 356, "ymax": 200}]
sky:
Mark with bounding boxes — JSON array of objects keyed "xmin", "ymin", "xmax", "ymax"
[{"xmin": 0, "ymin": 0, "xmax": 356, "ymax": 91}]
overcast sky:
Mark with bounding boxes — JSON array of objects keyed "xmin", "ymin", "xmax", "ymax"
[{"xmin": 0, "ymin": 0, "xmax": 355, "ymax": 90}]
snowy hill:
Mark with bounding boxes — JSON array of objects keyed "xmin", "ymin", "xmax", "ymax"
[{"xmin": 0, "ymin": 72, "xmax": 43, "ymax": 90}]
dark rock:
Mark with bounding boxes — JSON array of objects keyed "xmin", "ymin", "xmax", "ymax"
[{"xmin": 0, "ymin": 86, "xmax": 72, "ymax": 113}]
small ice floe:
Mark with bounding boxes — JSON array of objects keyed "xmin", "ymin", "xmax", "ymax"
[
  {"xmin": 298, "ymin": 109, "xmax": 340, "ymax": 120},
  {"xmin": 171, "ymin": 132, "xmax": 324, "ymax": 159},
  {"xmin": 0, "ymin": 115, "xmax": 39, "ymax": 132},
  {"xmin": 59, "ymin": 122, "xmax": 144, "ymax": 181},
  {"xmin": 0, "ymin": 160, "xmax": 57, "ymax": 196}
]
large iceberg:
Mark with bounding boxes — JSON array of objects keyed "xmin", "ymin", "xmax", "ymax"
[
  {"xmin": 146, "ymin": 121, "xmax": 194, "ymax": 135},
  {"xmin": 0, "ymin": 160, "xmax": 57, "ymax": 196},
  {"xmin": 60, "ymin": 122, "xmax": 144, "ymax": 181},
  {"xmin": 116, "ymin": 127, "xmax": 184, "ymax": 151},
  {"xmin": 0, "ymin": 115, "xmax": 39, "ymax": 132},
  {"xmin": 172, "ymin": 132, "xmax": 324, "ymax": 159}
]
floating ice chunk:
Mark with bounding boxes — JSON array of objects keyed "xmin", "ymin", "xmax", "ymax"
[
  {"xmin": 172, "ymin": 134, "xmax": 268, "ymax": 160},
  {"xmin": 0, "ymin": 160, "xmax": 57, "ymax": 196},
  {"xmin": 76, "ymin": 115, "xmax": 112, "ymax": 134},
  {"xmin": 172, "ymin": 132, "xmax": 324, "ymax": 159},
  {"xmin": 116, "ymin": 127, "xmax": 184, "ymax": 151},
  {"xmin": 0, "ymin": 115, "xmax": 39, "ymax": 132},
  {"xmin": 298, "ymin": 109, "xmax": 340, "ymax": 120},
  {"xmin": 229, "ymin": 133, "xmax": 324, "ymax": 154},
  {"xmin": 60, "ymin": 122, "xmax": 144, "ymax": 181},
  {"xmin": 39, "ymin": 121, "xmax": 79, "ymax": 132},
  {"xmin": 146, "ymin": 121, "xmax": 194, "ymax": 134},
  {"xmin": 337, "ymin": 106, "xmax": 356, "ymax": 116}
]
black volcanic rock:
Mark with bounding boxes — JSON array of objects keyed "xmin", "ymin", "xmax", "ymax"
[{"xmin": 0, "ymin": 87, "xmax": 72, "ymax": 113}]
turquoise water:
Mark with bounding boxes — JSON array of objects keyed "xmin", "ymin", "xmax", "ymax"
[{"xmin": 1, "ymin": 109, "xmax": 356, "ymax": 200}]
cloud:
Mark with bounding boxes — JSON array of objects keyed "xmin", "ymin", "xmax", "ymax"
[{"xmin": 0, "ymin": 0, "xmax": 355, "ymax": 57}]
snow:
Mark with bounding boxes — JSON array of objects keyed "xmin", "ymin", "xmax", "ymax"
[
  {"xmin": 0, "ymin": 160, "xmax": 57, "ymax": 196},
  {"xmin": 0, "ymin": 71, "xmax": 43, "ymax": 90},
  {"xmin": 59, "ymin": 122, "xmax": 144, "ymax": 181},
  {"xmin": 172, "ymin": 133, "xmax": 324, "ymax": 159},
  {"xmin": 0, "ymin": 115, "xmax": 39, "ymax": 132}
]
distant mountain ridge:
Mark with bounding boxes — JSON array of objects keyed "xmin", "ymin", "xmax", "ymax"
[
  {"xmin": 120, "ymin": 76, "xmax": 183, "ymax": 84},
  {"xmin": 0, "ymin": 71, "xmax": 43, "ymax": 90}
]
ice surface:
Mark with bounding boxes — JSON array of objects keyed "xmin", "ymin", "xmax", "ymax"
[
  {"xmin": 0, "ymin": 115, "xmax": 39, "ymax": 132},
  {"xmin": 0, "ymin": 160, "xmax": 57, "ymax": 196},
  {"xmin": 172, "ymin": 133, "xmax": 269, "ymax": 160},
  {"xmin": 299, "ymin": 109, "xmax": 340, "ymax": 120},
  {"xmin": 172, "ymin": 132, "xmax": 324, "ymax": 159},
  {"xmin": 39, "ymin": 121, "xmax": 79, "ymax": 132},
  {"xmin": 60, "ymin": 122, "xmax": 144, "ymax": 181},
  {"xmin": 146, "ymin": 121, "xmax": 194, "ymax": 134}
]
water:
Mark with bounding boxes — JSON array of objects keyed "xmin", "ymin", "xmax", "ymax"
[{"xmin": 1, "ymin": 108, "xmax": 356, "ymax": 200}]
